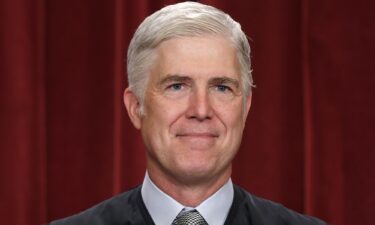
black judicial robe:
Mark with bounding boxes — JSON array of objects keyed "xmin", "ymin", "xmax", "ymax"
[{"xmin": 48, "ymin": 185, "xmax": 329, "ymax": 225}]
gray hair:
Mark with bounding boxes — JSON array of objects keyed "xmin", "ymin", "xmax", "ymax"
[{"xmin": 127, "ymin": 1, "xmax": 253, "ymax": 105}]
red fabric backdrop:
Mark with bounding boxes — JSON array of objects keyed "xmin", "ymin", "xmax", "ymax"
[{"xmin": 1, "ymin": 0, "xmax": 374, "ymax": 224}]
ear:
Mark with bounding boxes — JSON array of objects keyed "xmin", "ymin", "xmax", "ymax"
[
  {"xmin": 243, "ymin": 93, "xmax": 252, "ymax": 121},
  {"xmin": 123, "ymin": 88, "xmax": 142, "ymax": 130}
]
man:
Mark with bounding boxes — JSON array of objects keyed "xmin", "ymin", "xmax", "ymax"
[{"xmin": 48, "ymin": 2, "xmax": 328, "ymax": 225}]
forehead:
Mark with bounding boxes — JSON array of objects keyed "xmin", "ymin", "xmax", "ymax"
[{"xmin": 150, "ymin": 36, "xmax": 241, "ymax": 81}]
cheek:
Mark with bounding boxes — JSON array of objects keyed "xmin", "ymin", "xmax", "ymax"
[
  {"xmin": 149, "ymin": 97, "xmax": 188, "ymax": 124},
  {"xmin": 142, "ymin": 99, "xmax": 186, "ymax": 140},
  {"xmin": 212, "ymin": 99, "xmax": 244, "ymax": 127}
]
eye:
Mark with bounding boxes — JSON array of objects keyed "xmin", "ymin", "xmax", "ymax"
[
  {"xmin": 215, "ymin": 85, "xmax": 232, "ymax": 93},
  {"xmin": 167, "ymin": 83, "xmax": 184, "ymax": 91}
]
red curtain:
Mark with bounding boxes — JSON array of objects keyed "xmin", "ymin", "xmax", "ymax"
[{"xmin": 1, "ymin": 0, "xmax": 374, "ymax": 224}]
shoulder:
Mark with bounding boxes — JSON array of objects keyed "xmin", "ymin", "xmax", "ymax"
[
  {"xmin": 227, "ymin": 185, "xmax": 329, "ymax": 225},
  {"xmin": 47, "ymin": 186, "xmax": 152, "ymax": 225}
]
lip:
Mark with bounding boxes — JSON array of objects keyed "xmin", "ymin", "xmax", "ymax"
[
  {"xmin": 176, "ymin": 132, "xmax": 219, "ymax": 138},
  {"xmin": 175, "ymin": 132, "xmax": 219, "ymax": 149}
]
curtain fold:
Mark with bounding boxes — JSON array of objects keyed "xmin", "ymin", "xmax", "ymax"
[
  {"xmin": 0, "ymin": 0, "xmax": 47, "ymax": 224},
  {"xmin": 1, "ymin": 0, "xmax": 374, "ymax": 224},
  {"xmin": 301, "ymin": 0, "xmax": 346, "ymax": 222}
]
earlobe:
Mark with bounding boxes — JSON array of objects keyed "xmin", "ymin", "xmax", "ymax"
[{"xmin": 123, "ymin": 88, "xmax": 142, "ymax": 129}]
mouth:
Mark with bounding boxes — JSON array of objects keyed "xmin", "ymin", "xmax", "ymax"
[
  {"xmin": 175, "ymin": 132, "xmax": 219, "ymax": 149},
  {"xmin": 175, "ymin": 132, "xmax": 219, "ymax": 144},
  {"xmin": 176, "ymin": 132, "xmax": 219, "ymax": 138}
]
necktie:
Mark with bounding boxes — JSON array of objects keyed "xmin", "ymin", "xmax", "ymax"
[{"xmin": 172, "ymin": 209, "xmax": 208, "ymax": 225}]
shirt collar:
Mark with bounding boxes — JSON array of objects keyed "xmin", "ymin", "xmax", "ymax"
[
  {"xmin": 141, "ymin": 172, "xmax": 234, "ymax": 225},
  {"xmin": 196, "ymin": 178, "xmax": 234, "ymax": 225}
]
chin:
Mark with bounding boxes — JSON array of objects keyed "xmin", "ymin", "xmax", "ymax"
[{"xmin": 172, "ymin": 162, "xmax": 219, "ymax": 184}]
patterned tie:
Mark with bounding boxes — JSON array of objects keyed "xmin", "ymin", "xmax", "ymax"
[{"xmin": 172, "ymin": 209, "xmax": 208, "ymax": 225}]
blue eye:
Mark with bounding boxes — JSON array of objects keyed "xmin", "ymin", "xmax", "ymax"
[
  {"xmin": 216, "ymin": 85, "xmax": 231, "ymax": 92},
  {"xmin": 169, "ymin": 83, "xmax": 183, "ymax": 91}
]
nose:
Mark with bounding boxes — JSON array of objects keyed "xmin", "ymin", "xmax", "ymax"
[{"xmin": 185, "ymin": 88, "xmax": 213, "ymax": 121}]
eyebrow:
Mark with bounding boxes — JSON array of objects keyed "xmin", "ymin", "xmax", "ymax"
[{"xmin": 158, "ymin": 74, "xmax": 192, "ymax": 86}]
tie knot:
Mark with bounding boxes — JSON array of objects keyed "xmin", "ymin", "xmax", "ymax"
[{"xmin": 172, "ymin": 209, "xmax": 208, "ymax": 225}]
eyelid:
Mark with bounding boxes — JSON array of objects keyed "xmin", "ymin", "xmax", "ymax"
[
  {"xmin": 212, "ymin": 81, "xmax": 238, "ymax": 91},
  {"xmin": 210, "ymin": 84, "xmax": 233, "ymax": 94},
  {"xmin": 166, "ymin": 82, "xmax": 185, "ymax": 89},
  {"xmin": 218, "ymin": 84, "xmax": 233, "ymax": 90},
  {"xmin": 165, "ymin": 81, "xmax": 190, "ymax": 90}
]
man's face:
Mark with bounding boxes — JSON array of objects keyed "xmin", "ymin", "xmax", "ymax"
[{"xmin": 126, "ymin": 36, "xmax": 251, "ymax": 185}]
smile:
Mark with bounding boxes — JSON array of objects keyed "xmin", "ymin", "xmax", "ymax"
[{"xmin": 176, "ymin": 132, "xmax": 219, "ymax": 138}]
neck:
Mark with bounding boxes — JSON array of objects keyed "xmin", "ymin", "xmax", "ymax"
[{"xmin": 147, "ymin": 165, "xmax": 231, "ymax": 207}]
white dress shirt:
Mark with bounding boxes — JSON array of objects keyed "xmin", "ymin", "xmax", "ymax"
[{"xmin": 141, "ymin": 172, "xmax": 234, "ymax": 225}]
